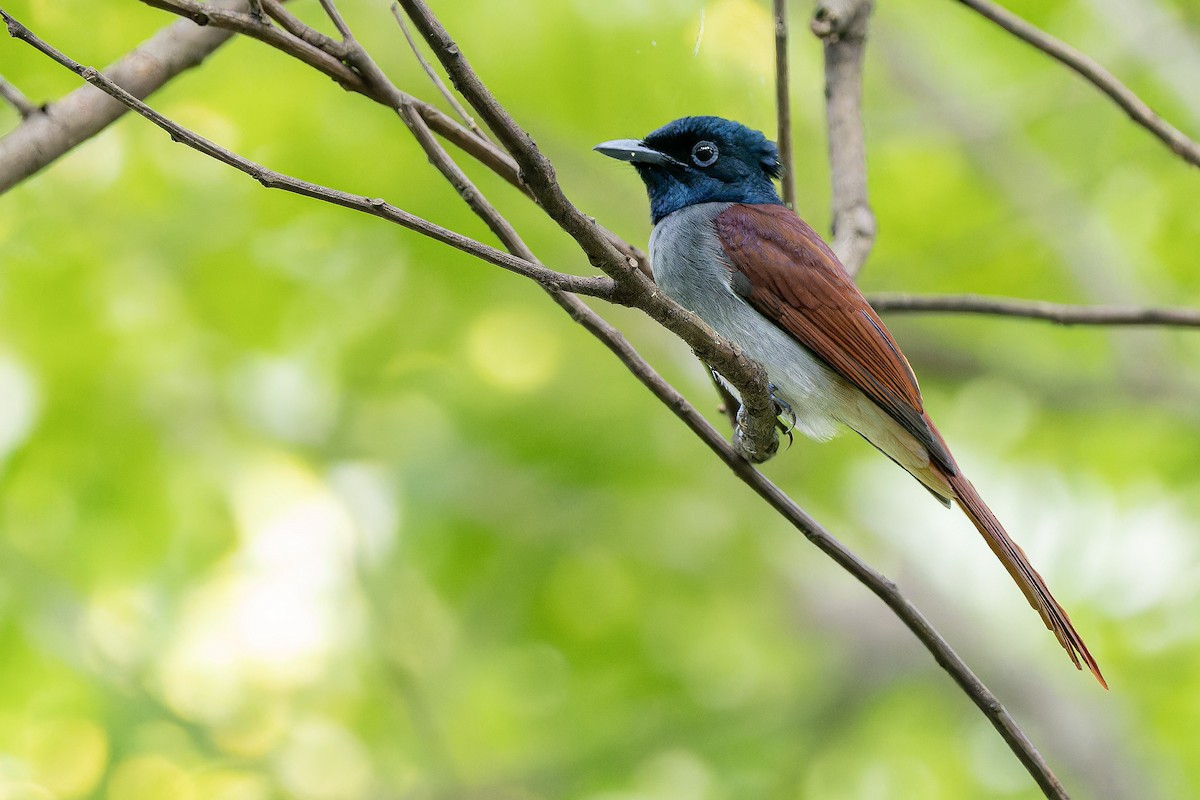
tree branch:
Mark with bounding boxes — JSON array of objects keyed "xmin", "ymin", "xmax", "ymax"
[
  {"xmin": 952, "ymin": 0, "xmax": 1200, "ymax": 169},
  {"xmin": 398, "ymin": 0, "xmax": 782, "ymax": 464},
  {"xmin": 871, "ymin": 293, "xmax": 1200, "ymax": 328},
  {"xmin": 5, "ymin": 7, "xmax": 1084, "ymax": 796},
  {"xmin": 597, "ymin": 327, "xmax": 1070, "ymax": 800},
  {"xmin": 139, "ymin": 0, "xmax": 649, "ymax": 276},
  {"xmin": 0, "ymin": 9, "xmax": 610, "ymax": 299},
  {"xmin": 0, "ymin": 0, "xmax": 244, "ymax": 193},
  {"xmin": 316, "ymin": 0, "xmax": 354, "ymax": 43},
  {"xmin": 0, "ymin": 73, "xmax": 38, "ymax": 118},
  {"xmin": 812, "ymin": 0, "xmax": 877, "ymax": 277},
  {"xmin": 397, "ymin": 2, "xmax": 1075, "ymax": 795},
  {"xmin": 260, "ymin": 0, "xmax": 347, "ymax": 58},
  {"xmin": 773, "ymin": 0, "xmax": 795, "ymax": 209},
  {"xmin": 390, "ymin": 3, "xmax": 489, "ymax": 143}
]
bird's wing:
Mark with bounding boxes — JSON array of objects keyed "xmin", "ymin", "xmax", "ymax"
[
  {"xmin": 714, "ymin": 202, "xmax": 955, "ymax": 475},
  {"xmin": 715, "ymin": 205, "xmax": 1106, "ymax": 686}
]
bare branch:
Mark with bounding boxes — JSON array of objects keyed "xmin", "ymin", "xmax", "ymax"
[
  {"xmin": 391, "ymin": 3, "xmax": 488, "ymax": 142},
  {"xmin": 0, "ymin": 9, "xmax": 611, "ymax": 298},
  {"xmin": 592, "ymin": 309, "xmax": 1067, "ymax": 800},
  {"xmin": 773, "ymin": 0, "xmax": 795, "ymax": 208},
  {"xmin": 137, "ymin": 0, "xmax": 649, "ymax": 275},
  {"xmin": 871, "ymin": 293, "xmax": 1200, "ymax": 328},
  {"xmin": 317, "ymin": 0, "xmax": 353, "ymax": 43},
  {"xmin": 6, "ymin": 8, "xmax": 1087, "ymax": 795},
  {"xmin": 0, "ymin": 73, "xmax": 38, "ymax": 118},
  {"xmin": 0, "ymin": 0, "xmax": 243, "ymax": 193},
  {"xmin": 260, "ymin": 0, "xmax": 348, "ymax": 59},
  {"xmin": 140, "ymin": 0, "xmax": 520, "ymax": 184},
  {"xmin": 141, "ymin": 0, "xmax": 366, "ymax": 91},
  {"xmin": 953, "ymin": 0, "xmax": 1200, "ymax": 169},
  {"xmin": 812, "ymin": 0, "xmax": 877, "ymax": 277},
  {"xmin": 398, "ymin": 0, "xmax": 782, "ymax": 464},
  {"xmin": 399, "ymin": 2, "xmax": 1075, "ymax": 794}
]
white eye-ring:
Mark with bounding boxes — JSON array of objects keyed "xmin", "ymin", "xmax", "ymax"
[{"xmin": 691, "ymin": 141, "xmax": 719, "ymax": 167}]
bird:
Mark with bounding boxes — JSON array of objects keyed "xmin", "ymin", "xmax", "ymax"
[{"xmin": 595, "ymin": 115, "xmax": 1104, "ymax": 687}]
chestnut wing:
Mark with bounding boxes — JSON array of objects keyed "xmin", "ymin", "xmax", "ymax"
[{"xmin": 714, "ymin": 203, "xmax": 955, "ymax": 474}]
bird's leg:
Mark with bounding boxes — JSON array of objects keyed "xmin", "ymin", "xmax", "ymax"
[{"xmin": 706, "ymin": 366, "xmax": 743, "ymax": 432}]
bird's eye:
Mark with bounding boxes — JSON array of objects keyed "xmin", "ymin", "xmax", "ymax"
[{"xmin": 691, "ymin": 141, "xmax": 719, "ymax": 167}]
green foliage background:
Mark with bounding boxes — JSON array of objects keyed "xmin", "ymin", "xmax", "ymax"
[{"xmin": 2, "ymin": 0, "xmax": 1199, "ymax": 798}]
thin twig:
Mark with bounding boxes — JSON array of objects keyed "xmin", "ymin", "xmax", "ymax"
[
  {"xmin": 812, "ymin": 0, "xmax": 877, "ymax": 277},
  {"xmin": 0, "ymin": 9, "xmax": 612, "ymax": 299},
  {"xmin": 952, "ymin": 0, "xmax": 1200, "ymax": 168},
  {"xmin": 317, "ymin": 0, "xmax": 353, "ymax": 42},
  {"xmin": 137, "ymin": 0, "xmax": 649, "ymax": 274},
  {"xmin": 138, "ymin": 0, "xmax": 514, "ymax": 176},
  {"xmin": 397, "ymin": 2, "xmax": 1071, "ymax": 795},
  {"xmin": 261, "ymin": 0, "xmax": 347, "ymax": 58},
  {"xmin": 391, "ymin": 3, "xmax": 488, "ymax": 142},
  {"xmin": 772, "ymin": 0, "xmax": 795, "ymax": 209},
  {"xmin": 870, "ymin": 293, "xmax": 1200, "ymax": 328},
  {"xmin": 141, "ymin": 0, "xmax": 366, "ymax": 90},
  {"xmin": 0, "ymin": 74, "xmax": 38, "ymax": 118},
  {"xmin": 394, "ymin": 74, "xmax": 676, "ymax": 492},
  {"xmin": 0, "ymin": 0, "xmax": 243, "ymax": 192}
]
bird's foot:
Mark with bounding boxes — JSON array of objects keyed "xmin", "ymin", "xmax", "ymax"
[
  {"xmin": 770, "ymin": 384, "xmax": 797, "ymax": 449},
  {"xmin": 734, "ymin": 404, "xmax": 780, "ymax": 464}
]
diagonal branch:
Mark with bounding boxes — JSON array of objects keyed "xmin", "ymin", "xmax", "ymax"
[
  {"xmin": 772, "ymin": 0, "xmax": 795, "ymax": 209},
  {"xmin": 952, "ymin": 0, "xmax": 1200, "ymax": 168},
  {"xmin": 391, "ymin": 3, "xmax": 489, "ymax": 142},
  {"xmin": 0, "ymin": 0, "xmax": 244, "ymax": 193},
  {"xmin": 140, "ymin": 0, "xmax": 525, "ymax": 189},
  {"xmin": 387, "ymin": 12, "xmax": 1068, "ymax": 780},
  {"xmin": 0, "ymin": 9, "xmax": 610, "ymax": 299},
  {"xmin": 260, "ymin": 0, "xmax": 347, "ymax": 58},
  {"xmin": 398, "ymin": 2, "xmax": 1073, "ymax": 796},
  {"xmin": 398, "ymin": 0, "xmax": 782, "ymax": 465},
  {"xmin": 812, "ymin": 0, "xmax": 877, "ymax": 276},
  {"xmin": 139, "ymin": 0, "xmax": 648, "ymax": 275},
  {"xmin": 870, "ymin": 293, "xmax": 1200, "ymax": 328},
  {"xmin": 5, "ymin": 7, "xmax": 1089, "ymax": 796},
  {"xmin": 0, "ymin": 73, "xmax": 38, "ymax": 118},
  {"xmin": 316, "ymin": 0, "xmax": 353, "ymax": 42}
]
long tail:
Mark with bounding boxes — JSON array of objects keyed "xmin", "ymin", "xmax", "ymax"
[{"xmin": 947, "ymin": 470, "xmax": 1107, "ymax": 689}]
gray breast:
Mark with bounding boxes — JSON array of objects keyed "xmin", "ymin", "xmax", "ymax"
[{"xmin": 648, "ymin": 202, "xmax": 847, "ymax": 442}]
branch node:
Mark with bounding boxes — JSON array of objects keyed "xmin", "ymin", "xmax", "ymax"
[{"xmin": 811, "ymin": 0, "xmax": 872, "ymax": 42}]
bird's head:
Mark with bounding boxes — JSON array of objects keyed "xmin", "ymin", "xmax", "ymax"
[{"xmin": 594, "ymin": 116, "xmax": 784, "ymax": 223}]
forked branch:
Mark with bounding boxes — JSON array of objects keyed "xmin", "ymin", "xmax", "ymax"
[{"xmin": 953, "ymin": 0, "xmax": 1200, "ymax": 168}]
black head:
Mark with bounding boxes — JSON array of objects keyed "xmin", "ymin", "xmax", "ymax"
[{"xmin": 594, "ymin": 116, "xmax": 784, "ymax": 223}]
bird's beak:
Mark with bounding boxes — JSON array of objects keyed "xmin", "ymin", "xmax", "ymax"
[{"xmin": 593, "ymin": 139, "xmax": 684, "ymax": 168}]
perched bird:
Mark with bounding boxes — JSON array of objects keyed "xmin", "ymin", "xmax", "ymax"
[{"xmin": 595, "ymin": 115, "xmax": 1104, "ymax": 687}]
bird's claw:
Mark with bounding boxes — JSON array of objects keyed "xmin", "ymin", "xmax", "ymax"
[{"xmin": 769, "ymin": 383, "xmax": 797, "ymax": 449}]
